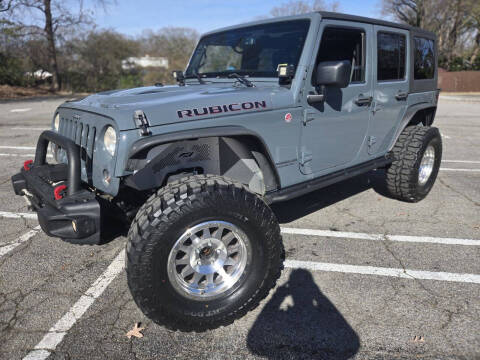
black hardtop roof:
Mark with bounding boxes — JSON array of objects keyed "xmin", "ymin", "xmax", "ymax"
[
  {"xmin": 201, "ymin": 11, "xmax": 436, "ymax": 40},
  {"xmin": 318, "ymin": 11, "xmax": 436, "ymax": 38}
]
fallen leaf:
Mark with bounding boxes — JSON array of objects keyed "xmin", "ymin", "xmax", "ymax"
[
  {"xmin": 412, "ymin": 335, "xmax": 425, "ymax": 343},
  {"xmin": 126, "ymin": 323, "xmax": 145, "ymax": 339}
]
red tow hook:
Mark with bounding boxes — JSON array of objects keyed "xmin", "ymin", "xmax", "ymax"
[
  {"xmin": 54, "ymin": 184, "xmax": 67, "ymax": 200},
  {"xmin": 23, "ymin": 160, "xmax": 33, "ymax": 171}
]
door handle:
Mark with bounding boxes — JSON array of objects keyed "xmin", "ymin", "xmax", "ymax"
[
  {"xmin": 355, "ymin": 94, "xmax": 373, "ymax": 106},
  {"xmin": 395, "ymin": 91, "xmax": 408, "ymax": 101}
]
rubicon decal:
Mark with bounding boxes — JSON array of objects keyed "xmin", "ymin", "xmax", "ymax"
[{"xmin": 177, "ymin": 101, "xmax": 267, "ymax": 119}]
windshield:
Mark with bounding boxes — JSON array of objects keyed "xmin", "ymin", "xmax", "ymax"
[{"xmin": 185, "ymin": 20, "xmax": 310, "ymax": 79}]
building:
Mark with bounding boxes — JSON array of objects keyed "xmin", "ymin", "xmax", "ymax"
[{"xmin": 122, "ymin": 55, "xmax": 169, "ymax": 70}]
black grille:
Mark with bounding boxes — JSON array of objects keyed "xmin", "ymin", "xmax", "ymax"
[{"xmin": 59, "ymin": 118, "xmax": 96, "ymax": 182}]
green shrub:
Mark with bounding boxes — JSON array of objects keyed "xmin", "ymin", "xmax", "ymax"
[
  {"xmin": 118, "ymin": 72, "xmax": 143, "ymax": 89},
  {"xmin": 0, "ymin": 53, "xmax": 26, "ymax": 86}
]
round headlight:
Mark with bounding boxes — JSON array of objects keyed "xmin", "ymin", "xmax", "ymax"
[
  {"xmin": 104, "ymin": 126, "xmax": 117, "ymax": 156},
  {"xmin": 54, "ymin": 113, "xmax": 60, "ymax": 131}
]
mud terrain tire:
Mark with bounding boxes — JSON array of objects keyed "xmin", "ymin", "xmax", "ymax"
[
  {"xmin": 385, "ymin": 125, "xmax": 442, "ymax": 202},
  {"xmin": 126, "ymin": 174, "xmax": 283, "ymax": 331}
]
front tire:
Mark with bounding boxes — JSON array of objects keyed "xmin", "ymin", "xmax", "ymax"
[
  {"xmin": 385, "ymin": 125, "xmax": 442, "ymax": 202},
  {"xmin": 126, "ymin": 174, "xmax": 283, "ymax": 331}
]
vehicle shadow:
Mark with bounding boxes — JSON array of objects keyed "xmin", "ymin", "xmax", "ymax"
[
  {"xmin": 271, "ymin": 169, "xmax": 391, "ymax": 223},
  {"xmin": 247, "ymin": 269, "xmax": 360, "ymax": 359},
  {"xmin": 99, "ymin": 210, "xmax": 129, "ymax": 244}
]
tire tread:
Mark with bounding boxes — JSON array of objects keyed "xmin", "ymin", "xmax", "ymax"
[{"xmin": 126, "ymin": 174, "xmax": 283, "ymax": 332}]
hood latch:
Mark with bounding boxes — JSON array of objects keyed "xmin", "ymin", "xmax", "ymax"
[{"xmin": 133, "ymin": 110, "xmax": 151, "ymax": 136}]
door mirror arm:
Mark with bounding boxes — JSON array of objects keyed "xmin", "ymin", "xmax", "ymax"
[{"xmin": 307, "ymin": 85, "xmax": 326, "ymax": 105}]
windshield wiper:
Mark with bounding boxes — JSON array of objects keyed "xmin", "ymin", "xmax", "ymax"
[
  {"xmin": 185, "ymin": 72, "xmax": 207, "ymax": 84},
  {"xmin": 228, "ymin": 73, "xmax": 254, "ymax": 87},
  {"xmin": 194, "ymin": 71, "xmax": 206, "ymax": 84}
]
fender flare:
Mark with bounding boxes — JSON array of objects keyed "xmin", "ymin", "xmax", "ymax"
[
  {"xmin": 388, "ymin": 103, "xmax": 437, "ymax": 151},
  {"xmin": 124, "ymin": 126, "xmax": 280, "ymax": 194}
]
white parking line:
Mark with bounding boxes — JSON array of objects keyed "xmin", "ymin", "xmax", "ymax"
[
  {"xmin": 10, "ymin": 108, "xmax": 32, "ymax": 113},
  {"xmin": 440, "ymin": 168, "xmax": 480, "ymax": 172},
  {"xmin": 23, "ymin": 250, "xmax": 126, "ymax": 360},
  {"xmin": 1, "ymin": 211, "xmax": 479, "ymax": 246},
  {"xmin": 0, "ymin": 148, "xmax": 478, "ymax": 170},
  {"xmin": 0, "ymin": 156, "xmax": 478, "ymax": 173},
  {"xmin": 0, "ymin": 211, "xmax": 38, "ymax": 220},
  {"xmin": 11, "ymin": 127, "xmax": 47, "ymax": 131},
  {"xmin": 0, "ymin": 226, "xmax": 40, "ymax": 257},
  {"xmin": 284, "ymin": 260, "xmax": 480, "ymax": 284},
  {"xmin": 22, "ymin": 250, "xmax": 480, "ymax": 359},
  {"xmin": 3, "ymin": 207, "xmax": 475, "ymax": 358},
  {"xmin": 0, "ymin": 153, "xmax": 52, "ymax": 158},
  {"xmin": 0, "ymin": 146, "xmax": 36, "ymax": 150},
  {"xmin": 443, "ymin": 160, "xmax": 480, "ymax": 164},
  {"xmin": 281, "ymin": 228, "xmax": 480, "ymax": 246}
]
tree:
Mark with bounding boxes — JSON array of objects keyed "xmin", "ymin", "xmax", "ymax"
[
  {"xmin": 138, "ymin": 27, "xmax": 199, "ymax": 85},
  {"xmin": 466, "ymin": 0, "xmax": 480, "ymax": 66},
  {"xmin": 0, "ymin": 0, "xmax": 13, "ymax": 12},
  {"xmin": 381, "ymin": 0, "xmax": 479, "ymax": 69},
  {"xmin": 64, "ymin": 30, "xmax": 140, "ymax": 91},
  {"xmin": 380, "ymin": 0, "xmax": 426, "ymax": 27},
  {"xmin": 270, "ymin": 0, "xmax": 340, "ymax": 17},
  {"xmin": 1, "ymin": 0, "xmax": 108, "ymax": 90}
]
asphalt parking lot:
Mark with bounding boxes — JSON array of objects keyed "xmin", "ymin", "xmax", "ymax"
[{"xmin": 0, "ymin": 97, "xmax": 479, "ymax": 360}]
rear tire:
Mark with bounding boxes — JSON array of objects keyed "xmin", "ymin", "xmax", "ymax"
[
  {"xmin": 385, "ymin": 125, "xmax": 442, "ymax": 202},
  {"xmin": 126, "ymin": 174, "xmax": 283, "ymax": 331}
]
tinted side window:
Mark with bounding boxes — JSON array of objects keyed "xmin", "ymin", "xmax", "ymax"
[
  {"xmin": 414, "ymin": 37, "xmax": 435, "ymax": 79},
  {"xmin": 377, "ymin": 32, "xmax": 406, "ymax": 81},
  {"xmin": 315, "ymin": 27, "xmax": 366, "ymax": 84}
]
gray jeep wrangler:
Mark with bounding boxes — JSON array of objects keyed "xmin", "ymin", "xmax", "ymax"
[{"xmin": 12, "ymin": 12, "xmax": 441, "ymax": 331}]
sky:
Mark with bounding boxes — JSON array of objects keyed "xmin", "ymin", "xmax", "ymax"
[{"xmin": 88, "ymin": 0, "xmax": 383, "ymax": 36}]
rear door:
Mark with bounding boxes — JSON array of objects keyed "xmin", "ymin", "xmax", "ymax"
[
  {"xmin": 299, "ymin": 20, "xmax": 373, "ymax": 175},
  {"xmin": 368, "ymin": 25, "xmax": 410, "ymax": 156}
]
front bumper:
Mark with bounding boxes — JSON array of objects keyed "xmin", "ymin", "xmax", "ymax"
[{"xmin": 11, "ymin": 130, "xmax": 101, "ymax": 245}]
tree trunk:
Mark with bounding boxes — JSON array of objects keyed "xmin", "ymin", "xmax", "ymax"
[
  {"xmin": 416, "ymin": 0, "xmax": 425, "ymax": 28},
  {"xmin": 43, "ymin": 0, "xmax": 61, "ymax": 90},
  {"xmin": 469, "ymin": 33, "xmax": 480, "ymax": 67}
]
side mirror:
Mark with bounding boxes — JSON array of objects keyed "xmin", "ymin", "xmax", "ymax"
[
  {"xmin": 314, "ymin": 60, "xmax": 351, "ymax": 88},
  {"xmin": 307, "ymin": 60, "xmax": 352, "ymax": 106}
]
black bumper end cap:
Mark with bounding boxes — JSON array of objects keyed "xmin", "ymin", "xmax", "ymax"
[
  {"xmin": 37, "ymin": 198, "xmax": 101, "ymax": 245},
  {"xmin": 12, "ymin": 172, "xmax": 27, "ymax": 195}
]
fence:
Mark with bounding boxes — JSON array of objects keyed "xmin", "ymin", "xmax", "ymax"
[{"xmin": 438, "ymin": 70, "xmax": 480, "ymax": 92}]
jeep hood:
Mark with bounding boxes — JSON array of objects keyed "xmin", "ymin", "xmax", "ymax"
[{"xmin": 60, "ymin": 83, "xmax": 294, "ymax": 131}]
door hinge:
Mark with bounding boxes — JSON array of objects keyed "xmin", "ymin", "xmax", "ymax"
[
  {"xmin": 302, "ymin": 109, "xmax": 315, "ymax": 126},
  {"xmin": 299, "ymin": 148, "xmax": 313, "ymax": 174},
  {"xmin": 300, "ymin": 149, "xmax": 312, "ymax": 165}
]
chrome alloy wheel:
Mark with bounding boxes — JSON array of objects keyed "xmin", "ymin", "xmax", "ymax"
[
  {"xmin": 167, "ymin": 221, "xmax": 250, "ymax": 299},
  {"xmin": 418, "ymin": 145, "xmax": 435, "ymax": 186}
]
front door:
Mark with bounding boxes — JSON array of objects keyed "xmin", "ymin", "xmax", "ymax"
[{"xmin": 300, "ymin": 20, "xmax": 373, "ymax": 175}]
